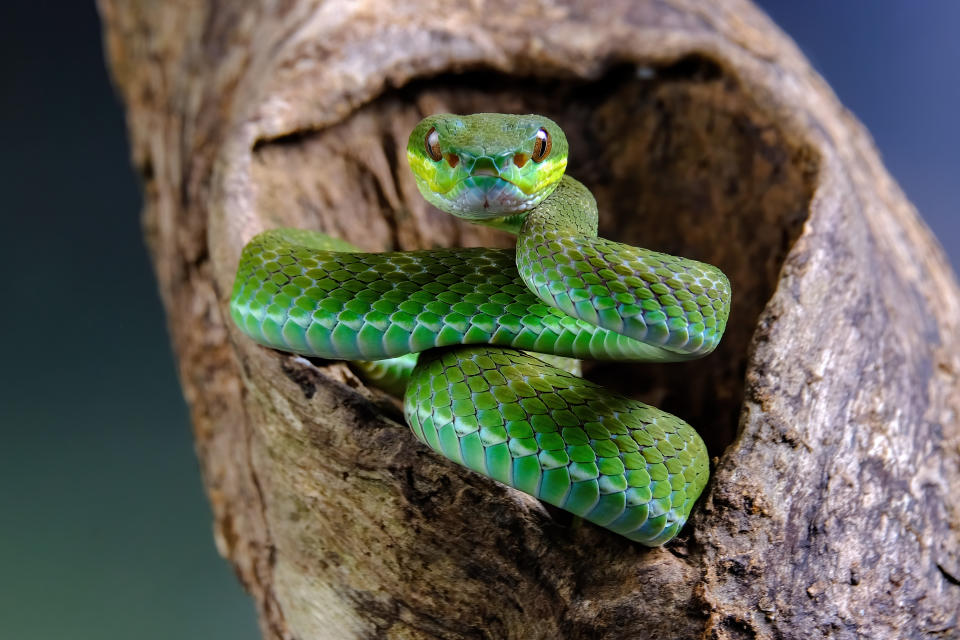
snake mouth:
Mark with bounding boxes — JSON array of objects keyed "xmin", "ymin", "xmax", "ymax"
[
  {"xmin": 447, "ymin": 175, "xmax": 541, "ymax": 217},
  {"xmin": 471, "ymin": 168, "xmax": 499, "ymax": 178}
]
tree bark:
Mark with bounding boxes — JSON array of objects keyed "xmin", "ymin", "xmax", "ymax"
[{"xmin": 99, "ymin": 1, "xmax": 960, "ymax": 638}]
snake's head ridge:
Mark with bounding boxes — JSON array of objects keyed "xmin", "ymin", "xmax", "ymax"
[{"xmin": 407, "ymin": 113, "xmax": 568, "ymax": 220}]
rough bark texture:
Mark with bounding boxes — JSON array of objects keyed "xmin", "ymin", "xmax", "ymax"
[{"xmin": 99, "ymin": 1, "xmax": 960, "ymax": 638}]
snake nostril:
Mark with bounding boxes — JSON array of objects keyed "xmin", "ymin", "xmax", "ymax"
[
  {"xmin": 513, "ymin": 153, "xmax": 529, "ymax": 168},
  {"xmin": 445, "ymin": 153, "xmax": 460, "ymax": 168}
]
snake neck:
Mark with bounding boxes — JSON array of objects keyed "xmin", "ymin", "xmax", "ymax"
[
  {"xmin": 476, "ymin": 212, "xmax": 529, "ymax": 235},
  {"xmin": 520, "ymin": 176, "xmax": 599, "ymax": 239},
  {"xmin": 473, "ymin": 176, "xmax": 598, "ymax": 237}
]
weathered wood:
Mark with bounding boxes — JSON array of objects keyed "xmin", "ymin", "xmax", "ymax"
[{"xmin": 99, "ymin": 0, "xmax": 960, "ymax": 638}]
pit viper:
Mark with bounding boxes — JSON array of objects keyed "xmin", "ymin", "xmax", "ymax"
[{"xmin": 229, "ymin": 113, "xmax": 731, "ymax": 545}]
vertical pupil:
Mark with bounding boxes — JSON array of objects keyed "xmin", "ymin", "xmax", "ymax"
[
  {"xmin": 533, "ymin": 128, "xmax": 550, "ymax": 160},
  {"xmin": 426, "ymin": 128, "xmax": 441, "ymax": 161}
]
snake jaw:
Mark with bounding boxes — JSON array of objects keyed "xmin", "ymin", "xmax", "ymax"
[
  {"xmin": 413, "ymin": 156, "xmax": 566, "ymax": 219},
  {"xmin": 426, "ymin": 174, "xmax": 545, "ymax": 219}
]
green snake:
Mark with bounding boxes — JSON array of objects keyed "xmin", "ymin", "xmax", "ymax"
[{"xmin": 229, "ymin": 114, "xmax": 731, "ymax": 545}]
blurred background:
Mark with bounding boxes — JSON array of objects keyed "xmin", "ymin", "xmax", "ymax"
[{"xmin": 0, "ymin": 2, "xmax": 955, "ymax": 638}]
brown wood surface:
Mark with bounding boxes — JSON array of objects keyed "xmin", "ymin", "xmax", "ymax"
[{"xmin": 98, "ymin": 1, "xmax": 960, "ymax": 638}]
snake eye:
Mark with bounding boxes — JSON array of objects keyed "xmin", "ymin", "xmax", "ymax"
[
  {"xmin": 425, "ymin": 127, "xmax": 442, "ymax": 162},
  {"xmin": 532, "ymin": 127, "xmax": 552, "ymax": 162}
]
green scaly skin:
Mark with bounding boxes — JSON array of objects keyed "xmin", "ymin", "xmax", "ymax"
[{"xmin": 229, "ymin": 114, "xmax": 731, "ymax": 545}]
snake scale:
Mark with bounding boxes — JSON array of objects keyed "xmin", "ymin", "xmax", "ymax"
[{"xmin": 229, "ymin": 114, "xmax": 731, "ymax": 545}]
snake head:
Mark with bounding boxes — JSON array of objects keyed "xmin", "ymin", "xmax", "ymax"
[{"xmin": 407, "ymin": 113, "xmax": 568, "ymax": 220}]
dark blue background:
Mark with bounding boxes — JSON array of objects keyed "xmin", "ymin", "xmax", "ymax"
[
  {"xmin": 1, "ymin": 2, "xmax": 955, "ymax": 638},
  {"xmin": 760, "ymin": 1, "xmax": 958, "ymax": 258}
]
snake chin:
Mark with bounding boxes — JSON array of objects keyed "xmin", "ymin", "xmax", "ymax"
[{"xmin": 447, "ymin": 177, "xmax": 541, "ymax": 219}]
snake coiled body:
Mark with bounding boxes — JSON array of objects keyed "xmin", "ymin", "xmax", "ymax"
[{"xmin": 230, "ymin": 114, "xmax": 731, "ymax": 545}]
